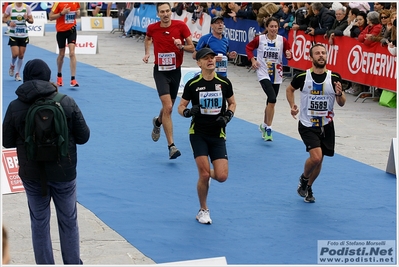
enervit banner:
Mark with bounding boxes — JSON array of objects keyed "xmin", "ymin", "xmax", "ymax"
[
  {"xmin": 288, "ymin": 31, "xmax": 397, "ymax": 92},
  {"xmin": 125, "ymin": 6, "xmax": 396, "ymax": 92}
]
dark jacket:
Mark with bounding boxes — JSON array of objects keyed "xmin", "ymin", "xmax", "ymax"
[
  {"xmin": 297, "ymin": 13, "xmax": 318, "ymax": 31},
  {"xmin": 313, "ymin": 7, "xmax": 335, "ymax": 35},
  {"xmin": 272, "ymin": 8, "xmax": 284, "ymax": 21},
  {"xmin": 236, "ymin": 7, "xmax": 257, "ymax": 20},
  {"xmin": 327, "ymin": 17, "xmax": 349, "ymax": 37},
  {"xmin": 294, "ymin": 7, "xmax": 307, "ymax": 26},
  {"xmin": 2, "ymin": 80, "xmax": 90, "ymax": 182},
  {"xmin": 350, "ymin": 25, "xmax": 361, "ymax": 38}
]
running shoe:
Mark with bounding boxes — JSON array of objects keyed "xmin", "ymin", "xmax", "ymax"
[
  {"xmin": 57, "ymin": 77, "xmax": 63, "ymax": 87},
  {"xmin": 265, "ymin": 128, "xmax": 273, "ymax": 141},
  {"xmin": 297, "ymin": 176, "xmax": 308, "ymax": 197},
  {"xmin": 15, "ymin": 73, "xmax": 22, "ymax": 81},
  {"xmin": 70, "ymin": 79, "xmax": 79, "ymax": 87},
  {"xmin": 259, "ymin": 124, "xmax": 266, "ymax": 140},
  {"xmin": 151, "ymin": 117, "xmax": 161, "ymax": 142},
  {"xmin": 9, "ymin": 65, "xmax": 15, "ymax": 77},
  {"xmin": 168, "ymin": 145, "xmax": 181, "ymax": 159},
  {"xmin": 304, "ymin": 185, "xmax": 315, "ymax": 203},
  {"xmin": 196, "ymin": 209, "xmax": 212, "ymax": 224}
]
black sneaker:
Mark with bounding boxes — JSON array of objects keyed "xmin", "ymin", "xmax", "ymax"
[
  {"xmin": 297, "ymin": 176, "xmax": 308, "ymax": 197},
  {"xmin": 304, "ymin": 185, "xmax": 315, "ymax": 203}
]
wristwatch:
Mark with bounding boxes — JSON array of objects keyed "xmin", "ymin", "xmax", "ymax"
[{"xmin": 181, "ymin": 45, "xmax": 185, "ymax": 51}]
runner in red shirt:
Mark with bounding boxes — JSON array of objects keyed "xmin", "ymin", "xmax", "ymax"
[
  {"xmin": 143, "ymin": 2, "xmax": 194, "ymax": 160},
  {"xmin": 49, "ymin": 2, "xmax": 80, "ymax": 87}
]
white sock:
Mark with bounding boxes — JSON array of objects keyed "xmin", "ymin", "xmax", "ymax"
[
  {"xmin": 16, "ymin": 58, "xmax": 23, "ymax": 73},
  {"xmin": 262, "ymin": 123, "xmax": 268, "ymax": 128}
]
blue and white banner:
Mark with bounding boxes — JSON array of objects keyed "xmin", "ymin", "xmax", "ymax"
[
  {"xmin": 25, "ymin": 2, "xmax": 53, "ymax": 11},
  {"xmin": 223, "ymin": 18, "xmax": 288, "ymax": 64},
  {"xmin": 223, "ymin": 18, "xmax": 262, "ymax": 56},
  {"xmin": 127, "ymin": 5, "xmax": 211, "ymax": 42},
  {"xmin": 130, "ymin": 4, "xmax": 160, "ymax": 33}
]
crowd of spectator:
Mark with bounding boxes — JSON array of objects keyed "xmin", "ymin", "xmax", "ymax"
[
  {"xmin": 174, "ymin": 2, "xmax": 397, "ymax": 97},
  {"xmin": 120, "ymin": 2, "xmax": 396, "ymax": 97}
]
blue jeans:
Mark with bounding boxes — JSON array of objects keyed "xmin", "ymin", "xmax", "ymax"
[{"xmin": 22, "ymin": 179, "xmax": 83, "ymax": 264}]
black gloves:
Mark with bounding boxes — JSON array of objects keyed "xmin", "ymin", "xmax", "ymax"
[
  {"xmin": 183, "ymin": 106, "xmax": 234, "ymax": 128},
  {"xmin": 216, "ymin": 110, "xmax": 234, "ymax": 127},
  {"xmin": 183, "ymin": 104, "xmax": 201, "ymax": 118}
]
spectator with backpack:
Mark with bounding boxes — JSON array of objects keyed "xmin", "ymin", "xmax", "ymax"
[{"xmin": 2, "ymin": 59, "xmax": 90, "ymax": 264}]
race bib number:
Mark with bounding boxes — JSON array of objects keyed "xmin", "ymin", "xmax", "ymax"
[
  {"xmin": 215, "ymin": 58, "xmax": 227, "ymax": 73},
  {"xmin": 199, "ymin": 91, "xmax": 223, "ymax": 115},
  {"xmin": 157, "ymin": 52, "xmax": 176, "ymax": 71},
  {"xmin": 307, "ymin": 95, "xmax": 329, "ymax": 116},
  {"xmin": 65, "ymin": 12, "xmax": 76, "ymax": 24},
  {"xmin": 14, "ymin": 25, "xmax": 27, "ymax": 36},
  {"xmin": 263, "ymin": 46, "xmax": 280, "ymax": 64}
]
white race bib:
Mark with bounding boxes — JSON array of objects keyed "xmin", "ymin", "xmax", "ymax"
[
  {"xmin": 307, "ymin": 95, "xmax": 329, "ymax": 116},
  {"xmin": 215, "ymin": 57, "xmax": 227, "ymax": 73},
  {"xmin": 199, "ymin": 91, "xmax": 223, "ymax": 115},
  {"xmin": 157, "ymin": 52, "xmax": 176, "ymax": 71},
  {"xmin": 263, "ymin": 46, "xmax": 280, "ymax": 64}
]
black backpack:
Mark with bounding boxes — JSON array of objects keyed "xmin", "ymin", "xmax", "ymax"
[{"xmin": 24, "ymin": 93, "xmax": 69, "ymax": 162}]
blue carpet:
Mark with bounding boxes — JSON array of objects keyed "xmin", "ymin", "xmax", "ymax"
[{"xmin": 2, "ymin": 34, "xmax": 396, "ymax": 265}]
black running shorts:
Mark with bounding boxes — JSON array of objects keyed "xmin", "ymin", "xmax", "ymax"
[
  {"xmin": 8, "ymin": 36, "xmax": 29, "ymax": 47},
  {"xmin": 153, "ymin": 65, "xmax": 181, "ymax": 100},
  {"xmin": 56, "ymin": 27, "xmax": 77, "ymax": 49},
  {"xmin": 190, "ymin": 134, "xmax": 228, "ymax": 161},
  {"xmin": 298, "ymin": 121, "xmax": 335, "ymax": 157}
]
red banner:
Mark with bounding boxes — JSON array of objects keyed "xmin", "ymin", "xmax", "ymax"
[
  {"xmin": 2, "ymin": 149, "xmax": 25, "ymax": 194},
  {"xmin": 287, "ymin": 31, "xmax": 397, "ymax": 92}
]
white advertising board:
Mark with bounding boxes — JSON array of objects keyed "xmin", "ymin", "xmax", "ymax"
[{"xmin": 56, "ymin": 35, "xmax": 98, "ymax": 54}]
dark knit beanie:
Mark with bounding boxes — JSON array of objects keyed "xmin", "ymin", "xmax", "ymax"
[{"xmin": 23, "ymin": 59, "xmax": 51, "ymax": 82}]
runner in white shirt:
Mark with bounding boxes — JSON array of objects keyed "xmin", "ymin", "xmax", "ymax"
[
  {"xmin": 3, "ymin": 2, "xmax": 34, "ymax": 81},
  {"xmin": 246, "ymin": 17, "xmax": 292, "ymax": 141},
  {"xmin": 286, "ymin": 43, "xmax": 346, "ymax": 203}
]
